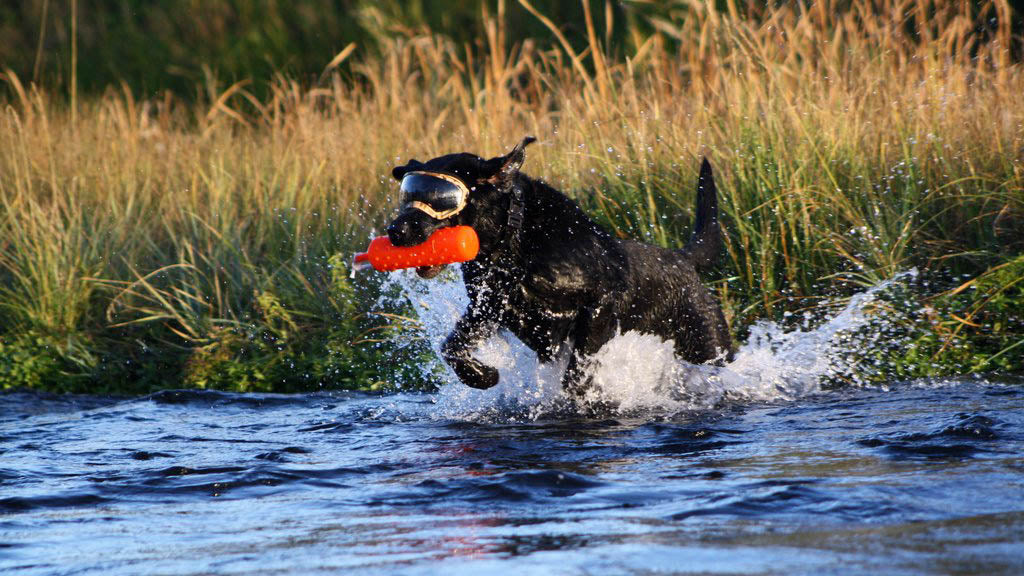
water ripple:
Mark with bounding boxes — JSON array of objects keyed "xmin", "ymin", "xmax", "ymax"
[{"xmin": 1, "ymin": 380, "xmax": 1022, "ymax": 575}]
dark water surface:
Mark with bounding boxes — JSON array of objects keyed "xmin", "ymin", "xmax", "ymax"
[{"xmin": 1, "ymin": 379, "xmax": 1022, "ymax": 575}]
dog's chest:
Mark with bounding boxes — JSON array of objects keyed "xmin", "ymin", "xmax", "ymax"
[
  {"xmin": 498, "ymin": 280, "xmax": 577, "ymax": 358},
  {"xmin": 516, "ymin": 281, "xmax": 577, "ymax": 320},
  {"xmin": 467, "ymin": 274, "xmax": 578, "ymax": 359}
]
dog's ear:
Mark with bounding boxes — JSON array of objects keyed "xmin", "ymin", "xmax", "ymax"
[
  {"xmin": 392, "ymin": 159, "xmax": 424, "ymax": 181},
  {"xmin": 485, "ymin": 136, "xmax": 536, "ymax": 185}
]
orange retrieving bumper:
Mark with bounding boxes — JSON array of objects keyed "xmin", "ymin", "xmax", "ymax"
[{"xmin": 352, "ymin": 226, "xmax": 480, "ymax": 272}]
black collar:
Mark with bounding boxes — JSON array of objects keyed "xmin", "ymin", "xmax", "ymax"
[
  {"xmin": 485, "ymin": 179, "xmax": 525, "ymax": 265},
  {"xmin": 506, "ymin": 179, "xmax": 525, "ymax": 256}
]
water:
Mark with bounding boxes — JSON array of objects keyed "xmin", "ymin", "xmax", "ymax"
[{"xmin": 2, "ymin": 272, "xmax": 1023, "ymax": 575}]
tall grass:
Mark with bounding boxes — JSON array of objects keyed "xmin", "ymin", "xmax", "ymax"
[{"xmin": 1, "ymin": 0, "xmax": 1022, "ymax": 392}]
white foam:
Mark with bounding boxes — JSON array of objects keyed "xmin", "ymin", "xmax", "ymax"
[{"xmin": 376, "ymin": 267, "xmax": 917, "ymax": 421}]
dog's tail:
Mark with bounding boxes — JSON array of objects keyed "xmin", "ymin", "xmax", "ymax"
[{"xmin": 681, "ymin": 158, "xmax": 722, "ymax": 272}]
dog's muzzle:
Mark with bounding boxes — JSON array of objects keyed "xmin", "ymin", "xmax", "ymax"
[
  {"xmin": 399, "ymin": 171, "xmax": 470, "ymax": 219},
  {"xmin": 391, "ymin": 171, "xmax": 471, "ymax": 278}
]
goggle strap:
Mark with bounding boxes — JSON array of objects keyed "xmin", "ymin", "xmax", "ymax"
[
  {"xmin": 406, "ymin": 171, "xmax": 469, "ymax": 190},
  {"xmin": 406, "ymin": 200, "xmax": 464, "ymax": 220}
]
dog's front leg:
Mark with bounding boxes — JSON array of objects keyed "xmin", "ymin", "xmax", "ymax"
[
  {"xmin": 561, "ymin": 303, "xmax": 617, "ymax": 399},
  {"xmin": 441, "ymin": 309, "xmax": 500, "ymax": 389}
]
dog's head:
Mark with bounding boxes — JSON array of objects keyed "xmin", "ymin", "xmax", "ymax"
[{"xmin": 386, "ymin": 137, "xmax": 535, "ymax": 278}]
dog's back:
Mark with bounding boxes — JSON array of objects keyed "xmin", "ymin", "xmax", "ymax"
[
  {"xmin": 614, "ymin": 240, "xmax": 731, "ymax": 363},
  {"xmin": 507, "ymin": 158, "xmax": 731, "ymax": 366}
]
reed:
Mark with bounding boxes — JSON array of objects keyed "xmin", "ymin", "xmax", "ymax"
[{"xmin": 1, "ymin": 0, "xmax": 1021, "ymax": 392}]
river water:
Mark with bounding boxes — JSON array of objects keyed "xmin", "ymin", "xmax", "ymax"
[{"xmin": 2, "ymin": 273, "xmax": 1022, "ymax": 575}]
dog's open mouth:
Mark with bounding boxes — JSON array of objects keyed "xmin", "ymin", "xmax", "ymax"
[{"xmin": 416, "ymin": 265, "xmax": 446, "ymax": 279}]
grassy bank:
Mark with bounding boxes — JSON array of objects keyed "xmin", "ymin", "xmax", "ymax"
[{"xmin": 1, "ymin": 0, "xmax": 1022, "ymax": 393}]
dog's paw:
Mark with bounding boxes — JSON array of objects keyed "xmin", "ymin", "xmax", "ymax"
[{"xmin": 462, "ymin": 362, "xmax": 499, "ymax": 390}]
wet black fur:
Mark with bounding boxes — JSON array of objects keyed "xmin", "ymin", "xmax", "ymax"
[{"xmin": 386, "ymin": 138, "xmax": 732, "ymax": 396}]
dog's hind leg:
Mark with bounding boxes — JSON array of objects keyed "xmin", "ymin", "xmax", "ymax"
[{"xmin": 441, "ymin": 309, "xmax": 501, "ymax": 390}]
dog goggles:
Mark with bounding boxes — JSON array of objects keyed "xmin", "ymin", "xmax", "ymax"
[{"xmin": 400, "ymin": 171, "xmax": 471, "ymax": 219}]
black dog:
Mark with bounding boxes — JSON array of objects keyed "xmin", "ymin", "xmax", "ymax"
[{"xmin": 386, "ymin": 138, "xmax": 731, "ymax": 396}]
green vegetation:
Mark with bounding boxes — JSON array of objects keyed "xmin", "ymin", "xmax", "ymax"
[
  {"xmin": 1, "ymin": 1, "xmax": 1022, "ymax": 393},
  {"xmin": 1, "ymin": 0, "xmax": 679, "ymax": 99}
]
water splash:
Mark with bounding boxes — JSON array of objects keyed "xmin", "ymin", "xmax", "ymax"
[{"xmin": 377, "ymin": 268, "xmax": 918, "ymax": 420}]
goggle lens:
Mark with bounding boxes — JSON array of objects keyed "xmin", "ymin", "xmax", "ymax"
[{"xmin": 399, "ymin": 172, "xmax": 469, "ymax": 218}]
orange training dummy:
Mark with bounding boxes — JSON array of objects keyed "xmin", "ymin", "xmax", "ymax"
[{"xmin": 352, "ymin": 226, "xmax": 479, "ymax": 273}]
